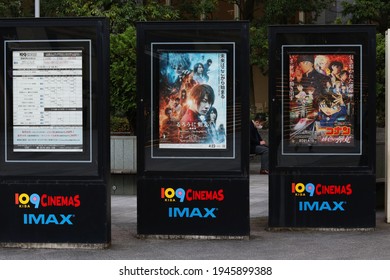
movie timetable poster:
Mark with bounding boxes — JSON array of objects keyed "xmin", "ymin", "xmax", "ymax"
[
  {"xmin": 157, "ymin": 51, "xmax": 227, "ymax": 149},
  {"xmin": 287, "ymin": 53, "xmax": 355, "ymax": 148},
  {"xmin": 12, "ymin": 50, "xmax": 83, "ymax": 152}
]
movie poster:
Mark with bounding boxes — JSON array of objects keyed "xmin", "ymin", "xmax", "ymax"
[
  {"xmin": 288, "ymin": 54, "xmax": 355, "ymax": 148},
  {"xmin": 158, "ymin": 51, "xmax": 227, "ymax": 149}
]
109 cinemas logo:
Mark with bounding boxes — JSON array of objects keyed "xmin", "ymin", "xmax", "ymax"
[
  {"xmin": 161, "ymin": 187, "xmax": 224, "ymax": 219},
  {"xmin": 15, "ymin": 192, "xmax": 80, "ymax": 225},
  {"xmin": 291, "ymin": 182, "xmax": 352, "ymax": 212}
]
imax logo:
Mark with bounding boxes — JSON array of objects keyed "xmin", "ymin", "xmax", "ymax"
[
  {"xmin": 168, "ymin": 207, "xmax": 217, "ymax": 218},
  {"xmin": 299, "ymin": 201, "xmax": 346, "ymax": 211},
  {"xmin": 23, "ymin": 214, "xmax": 75, "ymax": 225}
]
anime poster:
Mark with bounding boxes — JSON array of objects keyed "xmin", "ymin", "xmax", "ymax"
[
  {"xmin": 288, "ymin": 54, "xmax": 355, "ymax": 148},
  {"xmin": 158, "ymin": 51, "xmax": 227, "ymax": 149}
]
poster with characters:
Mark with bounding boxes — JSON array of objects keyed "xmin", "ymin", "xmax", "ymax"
[
  {"xmin": 288, "ymin": 54, "xmax": 355, "ymax": 148},
  {"xmin": 158, "ymin": 51, "xmax": 227, "ymax": 149}
]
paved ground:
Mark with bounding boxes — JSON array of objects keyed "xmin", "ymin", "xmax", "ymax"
[{"xmin": 1, "ymin": 162, "xmax": 390, "ymax": 260}]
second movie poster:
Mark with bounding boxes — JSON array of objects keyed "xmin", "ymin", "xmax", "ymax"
[
  {"xmin": 288, "ymin": 53, "xmax": 355, "ymax": 148},
  {"xmin": 158, "ymin": 51, "xmax": 227, "ymax": 150}
]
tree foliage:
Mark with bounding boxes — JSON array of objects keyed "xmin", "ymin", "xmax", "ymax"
[
  {"xmin": 1, "ymin": 0, "xmax": 180, "ymax": 134},
  {"xmin": 341, "ymin": 0, "xmax": 390, "ymax": 33},
  {"xmin": 110, "ymin": 27, "xmax": 137, "ymax": 133},
  {"xmin": 376, "ymin": 33, "xmax": 385, "ymax": 126},
  {"xmin": 40, "ymin": 0, "xmax": 177, "ymax": 133},
  {"xmin": 1, "ymin": 0, "xmax": 387, "ymax": 128},
  {"xmin": 224, "ymin": 0, "xmax": 333, "ymax": 73},
  {"xmin": 38, "ymin": 0, "xmax": 179, "ymax": 33},
  {"xmin": 341, "ymin": 0, "xmax": 388, "ymax": 126},
  {"xmin": 175, "ymin": 0, "xmax": 218, "ymax": 19},
  {"xmin": 0, "ymin": 0, "xmax": 26, "ymax": 17},
  {"xmin": 262, "ymin": 0, "xmax": 333, "ymax": 24}
]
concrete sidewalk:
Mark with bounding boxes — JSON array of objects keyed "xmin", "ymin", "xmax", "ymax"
[{"xmin": 1, "ymin": 163, "xmax": 390, "ymax": 260}]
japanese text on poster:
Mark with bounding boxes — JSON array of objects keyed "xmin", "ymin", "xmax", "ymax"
[
  {"xmin": 158, "ymin": 52, "xmax": 227, "ymax": 149},
  {"xmin": 12, "ymin": 50, "xmax": 83, "ymax": 152},
  {"xmin": 288, "ymin": 54, "xmax": 355, "ymax": 147}
]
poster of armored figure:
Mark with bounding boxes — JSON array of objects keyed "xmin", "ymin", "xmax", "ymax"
[
  {"xmin": 157, "ymin": 51, "xmax": 227, "ymax": 150},
  {"xmin": 287, "ymin": 53, "xmax": 355, "ymax": 148}
]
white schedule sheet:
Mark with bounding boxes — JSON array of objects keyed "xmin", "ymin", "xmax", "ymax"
[{"xmin": 12, "ymin": 50, "xmax": 83, "ymax": 152}]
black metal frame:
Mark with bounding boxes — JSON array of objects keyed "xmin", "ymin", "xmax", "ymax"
[
  {"xmin": 0, "ymin": 18, "xmax": 110, "ymax": 245},
  {"xmin": 268, "ymin": 25, "xmax": 376, "ymax": 173},
  {"xmin": 268, "ymin": 25, "xmax": 376, "ymax": 228},
  {"xmin": 137, "ymin": 21, "xmax": 250, "ymax": 178},
  {"xmin": 0, "ymin": 18, "xmax": 110, "ymax": 180},
  {"xmin": 136, "ymin": 21, "xmax": 250, "ymax": 236}
]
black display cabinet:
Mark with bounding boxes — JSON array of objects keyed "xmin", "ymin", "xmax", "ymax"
[
  {"xmin": 0, "ymin": 18, "xmax": 110, "ymax": 247},
  {"xmin": 268, "ymin": 25, "xmax": 376, "ymax": 228},
  {"xmin": 136, "ymin": 21, "xmax": 250, "ymax": 237}
]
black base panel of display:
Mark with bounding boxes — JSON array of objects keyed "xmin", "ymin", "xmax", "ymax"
[
  {"xmin": 269, "ymin": 174, "xmax": 376, "ymax": 228},
  {"xmin": 137, "ymin": 177, "xmax": 249, "ymax": 236},
  {"xmin": 0, "ymin": 183, "xmax": 110, "ymax": 244}
]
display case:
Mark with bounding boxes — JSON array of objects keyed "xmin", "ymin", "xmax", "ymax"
[
  {"xmin": 137, "ymin": 21, "xmax": 250, "ymax": 236},
  {"xmin": 268, "ymin": 25, "xmax": 376, "ymax": 228},
  {"xmin": 0, "ymin": 18, "xmax": 110, "ymax": 246}
]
